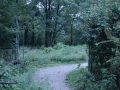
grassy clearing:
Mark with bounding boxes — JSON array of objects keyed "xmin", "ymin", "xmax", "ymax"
[
  {"xmin": 8, "ymin": 44, "xmax": 87, "ymax": 90},
  {"xmin": 19, "ymin": 44, "xmax": 88, "ymax": 68}
]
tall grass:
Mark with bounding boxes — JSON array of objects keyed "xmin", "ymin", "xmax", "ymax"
[
  {"xmin": 0, "ymin": 64, "xmax": 52, "ymax": 90},
  {"xmin": 12, "ymin": 70, "xmax": 53, "ymax": 90},
  {"xmin": 0, "ymin": 44, "xmax": 88, "ymax": 90},
  {"xmin": 11, "ymin": 44, "xmax": 87, "ymax": 90},
  {"xmin": 19, "ymin": 44, "xmax": 88, "ymax": 67},
  {"xmin": 66, "ymin": 67, "xmax": 117, "ymax": 90},
  {"xmin": 66, "ymin": 68, "xmax": 87, "ymax": 90}
]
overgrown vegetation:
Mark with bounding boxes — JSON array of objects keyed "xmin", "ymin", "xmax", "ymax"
[
  {"xmin": 21, "ymin": 43, "xmax": 87, "ymax": 67},
  {"xmin": 67, "ymin": 67, "xmax": 118, "ymax": 90},
  {"xmin": 0, "ymin": 66, "xmax": 41, "ymax": 90},
  {"xmin": 67, "ymin": 0, "xmax": 120, "ymax": 90},
  {"xmin": 1, "ymin": 0, "xmax": 120, "ymax": 90},
  {"xmin": 0, "ymin": 44, "xmax": 87, "ymax": 90}
]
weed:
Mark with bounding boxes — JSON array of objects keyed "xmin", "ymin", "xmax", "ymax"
[
  {"xmin": 66, "ymin": 67, "xmax": 118, "ymax": 90},
  {"xmin": 0, "ymin": 44, "xmax": 88, "ymax": 90},
  {"xmin": 20, "ymin": 44, "xmax": 88, "ymax": 67}
]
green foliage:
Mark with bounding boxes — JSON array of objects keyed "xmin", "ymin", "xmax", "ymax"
[
  {"xmin": 53, "ymin": 43, "xmax": 67, "ymax": 50},
  {"xmin": 0, "ymin": 59, "xmax": 4, "ymax": 66},
  {"xmin": 0, "ymin": 60, "xmax": 52, "ymax": 90},
  {"xmin": 20, "ymin": 45, "xmax": 87, "ymax": 67},
  {"xmin": 51, "ymin": 45, "xmax": 87, "ymax": 62},
  {"xmin": 12, "ymin": 72, "xmax": 42, "ymax": 90},
  {"xmin": 0, "ymin": 44, "xmax": 87, "ymax": 90},
  {"xmin": 77, "ymin": 0, "xmax": 120, "ymax": 89},
  {"xmin": 67, "ymin": 68, "xmax": 118, "ymax": 90},
  {"xmin": 64, "ymin": 1, "xmax": 120, "ymax": 90},
  {"xmin": 0, "ymin": 49, "xmax": 14, "ymax": 61}
]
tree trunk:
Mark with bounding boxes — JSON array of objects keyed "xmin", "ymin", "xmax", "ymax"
[
  {"xmin": 15, "ymin": 0, "xmax": 19, "ymax": 61},
  {"xmin": 45, "ymin": 0, "xmax": 52, "ymax": 47},
  {"xmin": 88, "ymin": 37, "xmax": 94, "ymax": 73},
  {"xmin": 15, "ymin": 33, "xmax": 19, "ymax": 60},
  {"xmin": 45, "ymin": 31, "xmax": 51, "ymax": 47},
  {"xmin": 24, "ymin": 27, "xmax": 28, "ymax": 46},
  {"xmin": 32, "ymin": 32, "xmax": 35, "ymax": 46},
  {"xmin": 31, "ymin": 24, "xmax": 35, "ymax": 46},
  {"xmin": 51, "ymin": 4, "xmax": 60, "ymax": 46},
  {"xmin": 70, "ymin": 22, "xmax": 73, "ymax": 45}
]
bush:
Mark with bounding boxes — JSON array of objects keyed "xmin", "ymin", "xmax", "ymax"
[
  {"xmin": 12, "ymin": 72, "xmax": 42, "ymax": 90},
  {"xmin": 0, "ymin": 49, "xmax": 14, "ymax": 61},
  {"xmin": 0, "ymin": 63, "xmax": 52, "ymax": 90},
  {"xmin": 67, "ymin": 68, "xmax": 118, "ymax": 90},
  {"xmin": 53, "ymin": 43, "xmax": 67, "ymax": 50}
]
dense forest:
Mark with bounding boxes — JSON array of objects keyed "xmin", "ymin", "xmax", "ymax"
[{"xmin": 0, "ymin": 0, "xmax": 120, "ymax": 90}]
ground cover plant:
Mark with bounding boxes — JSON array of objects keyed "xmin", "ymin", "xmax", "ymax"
[
  {"xmin": 21, "ymin": 43, "xmax": 88, "ymax": 67},
  {"xmin": 67, "ymin": 67, "xmax": 119, "ymax": 90},
  {"xmin": 0, "ymin": 44, "xmax": 87, "ymax": 90}
]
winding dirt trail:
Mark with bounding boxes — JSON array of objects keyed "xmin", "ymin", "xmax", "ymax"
[{"xmin": 33, "ymin": 62, "xmax": 88, "ymax": 90}]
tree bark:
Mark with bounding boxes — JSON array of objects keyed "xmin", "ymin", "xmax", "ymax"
[
  {"xmin": 31, "ymin": 24, "xmax": 35, "ymax": 46},
  {"xmin": 51, "ymin": 4, "xmax": 60, "ymax": 46},
  {"xmin": 45, "ymin": 0, "xmax": 52, "ymax": 47},
  {"xmin": 15, "ymin": 0, "xmax": 19, "ymax": 61},
  {"xmin": 70, "ymin": 22, "xmax": 73, "ymax": 45},
  {"xmin": 24, "ymin": 27, "xmax": 28, "ymax": 46}
]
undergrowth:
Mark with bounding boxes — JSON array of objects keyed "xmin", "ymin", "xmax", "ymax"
[
  {"xmin": 0, "ymin": 65, "xmax": 43, "ymax": 90},
  {"xmin": 66, "ymin": 67, "xmax": 118, "ymax": 90},
  {"xmin": 20, "ymin": 43, "xmax": 88, "ymax": 67},
  {"xmin": 0, "ymin": 43, "xmax": 87, "ymax": 90}
]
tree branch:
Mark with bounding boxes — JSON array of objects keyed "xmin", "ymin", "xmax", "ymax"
[
  {"xmin": 54, "ymin": 18, "xmax": 75, "ymax": 37},
  {"xmin": 54, "ymin": 17, "xmax": 84, "ymax": 38},
  {"xmin": 0, "ymin": 82, "xmax": 17, "ymax": 84}
]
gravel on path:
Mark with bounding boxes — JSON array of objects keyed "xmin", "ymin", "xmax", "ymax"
[{"xmin": 33, "ymin": 62, "xmax": 88, "ymax": 90}]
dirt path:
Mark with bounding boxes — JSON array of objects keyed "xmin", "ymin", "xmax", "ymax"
[{"xmin": 33, "ymin": 62, "xmax": 88, "ymax": 90}]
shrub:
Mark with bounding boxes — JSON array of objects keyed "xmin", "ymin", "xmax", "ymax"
[
  {"xmin": 67, "ymin": 67, "xmax": 119, "ymax": 90},
  {"xmin": 0, "ymin": 49, "xmax": 14, "ymax": 61},
  {"xmin": 0, "ymin": 63, "xmax": 51, "ymax": 90},
  {"xmin": 12, "ymin": 72, "xmax": 42, "ymax": 90},
  {"xmin": 53, "ymin": 43, "xmax": 67, "ymax": 50}
]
